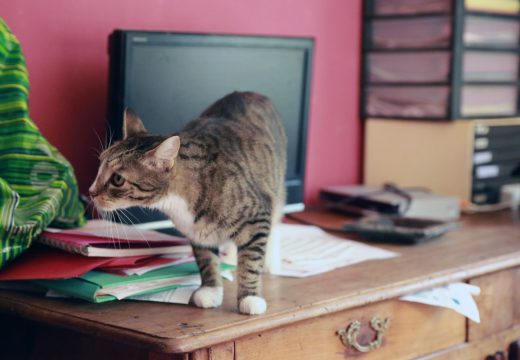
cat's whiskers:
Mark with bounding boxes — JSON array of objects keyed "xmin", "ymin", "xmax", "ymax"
[
  {"xmin": 118, "ymin": 208, "xmax": 150, "ymax": 248},
  {"xmin": 102, "ymin": 210, "xmax": 118, "ymax": 249},
  {"xmin": 112, "ymin": 211, "xmax": 123, "ymax": 249},
  {"xmin": 122, "ymin": 207, "xmax": 141, "ymax": 225},
  {"xmin": 106, "ymin": 124, "xmax": 115, "ymax": 149},
  {"xmin": 84, "ymin": 198, "xmax": 95, "ymax": 216},
  {"xmin": 99, "ymin": 210, "xmax": 109, "ymax": 242},
  {"xmin": 98, "ymin": 209, "xmax": 108, "ymax": 244},
  {"xmin": 92, "ymin": 129, "xmax": 106, "ymax": 156},
  {"xmin": 115, "ymin": 209, "xmax": 133, "ymax": 247},
  {"xmin": 90, "ymin": 147, "xmax": 103, "ymax": 158}
]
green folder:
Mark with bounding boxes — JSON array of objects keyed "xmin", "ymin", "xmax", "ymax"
[{"xmin": 34, "ymin": 262, "xmax": 234, "ymax": 303}]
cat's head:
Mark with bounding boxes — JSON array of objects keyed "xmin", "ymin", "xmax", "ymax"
[{"xmin": 88, "ymin": 109, "xmax": 180, "ymax": 210}]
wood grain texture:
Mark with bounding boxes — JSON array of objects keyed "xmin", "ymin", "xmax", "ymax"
[
  {"xmin": 418, "ymin": 325, "xmax": 520, "ymax": 360},
  {"xmin": 0, "ymin": 210, "xmax": 519, "ymax": 354},
  {"xmin": 149, "ymin": 353, "xmax": 188, "ymax": 360},
  {"xmin": 515, "ymin": 267, "xmax": 520, "ymax": 325},
  {"xmin": 190, "ymin": 343, "xmax": 233, "ymax": 360},
  {"xmin": 190, "ymin": 349, "xmax": 209, "ymax": 360},
  {"xmin": 235, "ymin": 300, "xmax": 465, "ymax": 360},
  {"xmin": 468, "ymin": 269, "xmax": 515, "ymax": 342},
  {"xmin": 209, "ymin": 342, "xmax": 234, "ymax": 360}
]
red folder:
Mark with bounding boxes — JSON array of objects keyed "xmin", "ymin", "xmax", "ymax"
[{"xmin": 0, "ymin": 245, "xmax": 171, "ymax": 280}]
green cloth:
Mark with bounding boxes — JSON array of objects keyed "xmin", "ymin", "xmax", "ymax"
[{"xmin": 0, "ymin": 19, "xmax": 85, "ymax": 268}]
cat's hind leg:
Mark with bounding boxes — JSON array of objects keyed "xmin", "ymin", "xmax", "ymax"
[
  {"xmin": 236, "ymin": 231, "xmax": 269, "ymax": 315},
  {"xmin": 190, "ymin": 245, "xmax": 223, "ymax": 308}
]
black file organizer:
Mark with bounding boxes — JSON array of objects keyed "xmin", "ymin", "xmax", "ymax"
[
  {"xmin": 472, "ymin": 123, "xmax": 520, "ymax": 204},
  {"xmin": 362, "ymin": 0, "xmax": 520, "ymax": 120}
]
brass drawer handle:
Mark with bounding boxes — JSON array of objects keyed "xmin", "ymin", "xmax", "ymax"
[{"xmin": 337, "ymin": 317, "xmax": 391, "ymax": 353}]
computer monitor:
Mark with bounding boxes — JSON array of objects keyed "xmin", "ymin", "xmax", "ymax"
[{"xmin": 107, "ymin": 30, "xmax": 314, "ymax": 226}]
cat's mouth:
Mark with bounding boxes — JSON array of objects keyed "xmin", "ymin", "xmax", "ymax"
[
  {"xmin": 90, "ymin": 194, "xmax": 138, "ymax": 211},
  {"xmin": 90, "ymin": 196, "xmax": 118, "ymax": 211}
]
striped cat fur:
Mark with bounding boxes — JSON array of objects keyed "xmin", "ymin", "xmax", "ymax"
[{"xmin": 89, "ymin": 92, "xmax": 287, "ymax": 314}]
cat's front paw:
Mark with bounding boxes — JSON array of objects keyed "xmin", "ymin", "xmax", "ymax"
[
  {"xmin": 238, "ymin": 296, "xmax": 267, "ymax": 315},
  {"xmin": 190, "ymin": 286, "xmax": 223, "ymax": 308}
]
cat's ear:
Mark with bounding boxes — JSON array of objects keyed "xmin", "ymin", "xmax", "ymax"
[
  {"xmin": 145, "ymin": 136, "xmax": 181, "ymax": 170},
  {"xmin": 123, "ymin": 108, "xmax": 147, "ymax": 139}
]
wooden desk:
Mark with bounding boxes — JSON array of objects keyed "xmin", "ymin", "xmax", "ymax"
[{"xmin": 1, "ymin": 210, "xmax": 519, "ymax": 359}]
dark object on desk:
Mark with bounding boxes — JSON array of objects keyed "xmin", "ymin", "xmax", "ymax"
[
  {"xmin": 320, "ymin": 183, "xmax": 407, "ymax": 215},
  {"xmin": 321, "ymin": 184, "xmax": 460, "ymax": 221},
  {"xmin": 343, "ymin": 216, "xmax": 460, "ymax": 245}
]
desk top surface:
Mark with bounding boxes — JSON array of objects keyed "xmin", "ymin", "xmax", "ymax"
[{"xmin": 1, "ymin": 210, "xmax": 519, "ymax": 353}]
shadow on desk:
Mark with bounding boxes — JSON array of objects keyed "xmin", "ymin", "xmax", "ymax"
[{"xmin": 0, "ymin": 312, "xmax": 150, "ymax": 360}]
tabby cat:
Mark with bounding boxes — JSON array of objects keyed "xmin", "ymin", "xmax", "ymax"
[{"xmin": 89, "ymin": 92, "xmax": 287, "ymax": 315}]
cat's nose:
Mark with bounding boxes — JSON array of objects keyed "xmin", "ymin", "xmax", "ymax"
[{"xmin": 88, "ymin": 186, "xmax": 98, "ymax": 197}]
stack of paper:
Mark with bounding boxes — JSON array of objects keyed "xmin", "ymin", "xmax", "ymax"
[
  {"xmin": 40, "ymin": 220, "xmax": 191, "ymax": 257},
  {"xmin": 0, "ymin": 220, "xmax": 234, "ymax": 303},
  {"xmin": 35, "ymin": 261, "xmax": 234, "ymax": 303}
]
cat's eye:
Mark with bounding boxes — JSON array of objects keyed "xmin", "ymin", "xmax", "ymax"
[{"xmin": 110, "ymin": 173, "xmax": 125, "ymax": 187}]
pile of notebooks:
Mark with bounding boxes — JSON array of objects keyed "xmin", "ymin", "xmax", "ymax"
[{"xmin": 0, "ymin": 220, "xmax": 233, "ymax": 303}]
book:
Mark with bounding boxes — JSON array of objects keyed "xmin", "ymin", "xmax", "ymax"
[
  {"xmin": 34, "ymin": 262, "xmax": 235, "ymax": 303},
  {"xmin": 39, "ymin": 219, "xmax": 192, "ymax": 257},
  {"xmin": 0, "ymin": 245, "xmax": 180, "ymax": 280}
]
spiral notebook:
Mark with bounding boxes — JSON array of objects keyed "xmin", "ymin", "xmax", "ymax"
[{"xmin": 39, "ymin": 220, "xmax": 191, "ymax": 257}]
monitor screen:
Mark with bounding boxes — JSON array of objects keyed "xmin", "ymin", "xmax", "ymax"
[{"xmin": 107, "ymin": 31, "xmax": 313, "ymax": 225}]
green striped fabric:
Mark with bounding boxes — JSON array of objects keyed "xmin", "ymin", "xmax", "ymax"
[{"xmin": 0, "ymin": 19, "xmax": 85, "ymax": 269}]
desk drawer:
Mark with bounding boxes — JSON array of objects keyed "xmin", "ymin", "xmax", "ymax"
[
  {"xmin": 515, "ymin": 267, "xmax": 520, "ymax": 326},
  {"xmin": 235, "ymin": 299, "xmax": 465, "ymax": 360},
  {"xmin": 468, "ymin": 268, "xmax": 516, "ymax": 342}
]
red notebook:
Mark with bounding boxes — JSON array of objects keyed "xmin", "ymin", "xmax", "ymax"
[
  {"xmin": 38, "ymin": 220, "xmax": 192, "ymax": 257},
  {"xmin": 0, "ymin": 245, "xmax": 174, "ymax": 280}
]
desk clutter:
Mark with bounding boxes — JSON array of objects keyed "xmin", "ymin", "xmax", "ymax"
[
  {"xmin": 0, "ymin": 216, "xmax": 485, "ymax": 323},
  {"xmin": 0, "ymin": 220, "xmax": 234, "ymax": 303},
  {"xmin": 0, "ymin": 219, "xmax": 400, "ymax": 303}
]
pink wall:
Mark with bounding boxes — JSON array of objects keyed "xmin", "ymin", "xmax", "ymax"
[{"xmin": 3, "ymin": 0, "xmax": 362, "ymax": 204}]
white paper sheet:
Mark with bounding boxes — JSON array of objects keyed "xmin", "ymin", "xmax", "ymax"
[
  {"xmin": 128, "ymin": 285, "xmax": 199, "ymax": 304},
  {"xmin": 271, "ymin": 223, "xmax": 399, "ymax": 278},
  {"xmin": 400, "ymin": 282, "xmax": 481, "ymax": 323},
  {"xmin": 120, "ymin": 255, "xmax": 195, "ymax": 276},
  {"xmin": 126, "ymin": 271, "xmax": 234, "ymax": 304}
]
